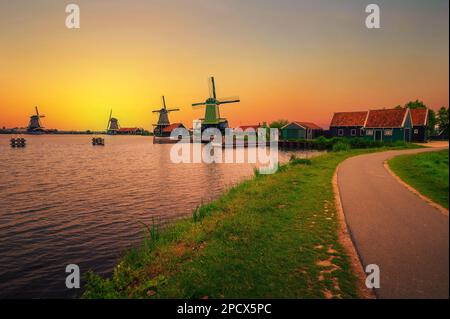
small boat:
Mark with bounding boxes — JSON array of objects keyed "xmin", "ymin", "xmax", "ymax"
[{"xmin": 92, "ymin": 137, "xmax": 105, "ymax": 146}]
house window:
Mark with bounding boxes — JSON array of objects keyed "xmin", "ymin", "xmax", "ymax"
[
  {"xmin": 351, "ymin": 129, "xmax": 356, "ymax": 136},
  {"xmin": 366, "ymin": 129, "xmax": 374, "ymax": 136},
  {"xmin": 360, "ymin": 129, "xmax": 364, "ymax": 136},
  {"xmin": 414, "ymin": 129, "xmax": 419, "ymax": 134},
  {"xmin": 384, "ymin": 129, "xmax": 393, "ymax": 136},
  {"xmin": 338, "ymin": 129, "xmax": 344, "ymax": 136}
]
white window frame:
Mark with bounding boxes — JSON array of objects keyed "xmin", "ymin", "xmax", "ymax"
[
  {"xmin": 366, "ymin": 129, "xmax": 374, "ymax": 136},
  {"xmin": 384, "ymin": 129, "xmax": 393, "ymax": 137},
  {"xmin": 414, "ymin": 129, "xmax": 419, "ymax": 134},
  {"xmin": 338, "ymin": 129, "xmax": 344, "ymax": 136},
  {"xmin": 350, "ymin": 129, "xmax": 357, "ymax": 136}
]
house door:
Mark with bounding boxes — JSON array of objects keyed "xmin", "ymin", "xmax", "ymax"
[
  {"xmin": 404, "ymin": 128, "xmax": 411, "ymax": 142},
  {"xmin": 375, "ymin": 130, "xmax": 383, "ymax": 141}
]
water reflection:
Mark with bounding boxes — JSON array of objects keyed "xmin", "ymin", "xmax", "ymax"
[{"xmin": 0, "ymin": 135, "xmax": 322, "ymax": 298}]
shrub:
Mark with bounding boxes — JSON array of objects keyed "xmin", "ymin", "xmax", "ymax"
[
  {"xmin": 83, "ymin": 271, "xmax": 118, "ymax": 299},
  {"xmin": 332, "ymin": 141, "xmax": 351, "ymax": 152},
  {"xmin": 312, "ymin": 136, "xmax": 333, "ymax": 150},
  {"xmin": 289, "ymin": 155, "xmax": 312, "ymax": 165},
  {"xmin": 348, "ymin": 137, "xmax": 368, "ymax": 149},
  {"xmin": 281, "ymin": 136, "xmax": 408, "ymax": 151}
]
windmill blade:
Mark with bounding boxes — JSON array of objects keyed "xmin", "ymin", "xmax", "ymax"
[
  {"xmin": 162, "ymin": 96, "xmax": 167, "ymax": 109},
  {"xmin": 152, "ymin": 110, "xmax": 162, "ymax": 113},
  {"xmin": 211, "ymin": 77, "xmax": 216, "ymax": 99},
  {"xmin": 106, "ymin": 109, "xmax": 112, "ymax": 130},
  {"xmin": 218, "ymin": 96, "xmax": 240, "ymax": 103},
  {"xmin": 192, "ymin": 102, "xmax": 206, "ymax": 107},
  {"xmin": 208, "ymin": 78, "xmax": 213, "ymax": 98},
  {"xmin": 218, "ymin": 96, "xmax": 240, "ymax": 105},
  {"xmin": 208, "ymin": 77, "xmax": 217, "ymax": 99},
  {"xmin": 35, "ymin": 106, "xmax": 40, "ymax": 117},
  {"xmin": 167, "ymin": 108, "xmax": 180, "ymax": 112},
  {"xmin": 219, "ymin": 100, "xmax": 240, "ymax": 105}
]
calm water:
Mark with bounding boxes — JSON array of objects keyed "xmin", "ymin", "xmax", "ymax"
[{"xmin": 0, "ymin": 135, "xmax": 318, "ymax": 298}]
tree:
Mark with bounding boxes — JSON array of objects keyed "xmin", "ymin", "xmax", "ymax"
[
  {"xmin": 269, "ymin": 119, "xmax": 289, "ymax": 129},
  {"xmin": 427, "ymin": 109, "xmax": 437, "ymax": 136},
  {"xmin": 437, "ymin": 106, "xmax": 449, "ymax": 134},
  {"xmin": 404, "ymin": 100, "xmax": 427, "ymax": 109}
]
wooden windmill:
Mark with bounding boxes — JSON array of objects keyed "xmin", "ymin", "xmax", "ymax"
[
  {"xmin": 27, "ymin": 106, "xmax": 46, "ymax": 132},
  {"xmin": 192, "ymin": 76, "xmax": 240, "ymax": 134},
  {"xmin": 106, "ymin": 109, "xmax": 120, "ymax": 135},
  {"xmin": 152, "ymin": 96, "xmax": 180, "ymax": 137}
]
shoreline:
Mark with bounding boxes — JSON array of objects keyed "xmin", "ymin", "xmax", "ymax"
[{"xmin": 82, "ymin": 143, "xmax": 420, "ymax": 299}]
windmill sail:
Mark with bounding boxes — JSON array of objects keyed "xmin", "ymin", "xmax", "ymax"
[
  {"xmin": 218, "ymin": 96, "xmax": 241, "ymax": 105},
  {"xmin": 209, "ymin": 77, "xmax": 217, "ymax": 99},
  {"xmin": 27, "ymin": 106, "xmax": 46, "ymax": 131},
  {"xmin": 106, "ymin": 109, "xmax": 120, "ymax": 134},
  {"xmin": 106, "ymin": 109, "xmax": 113, "ymax": 131},
  {"xmin": 191, "ymin": 77, "xmax": 240, "ymax": 132},
  {"xmin": 152, "ymin": 96, "xmax": 181, "ymax": 136}
]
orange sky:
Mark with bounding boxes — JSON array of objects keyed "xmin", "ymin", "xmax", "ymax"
[{"xmin": 0, "ymin": 0, "xmax": 448, "ymax": 130}]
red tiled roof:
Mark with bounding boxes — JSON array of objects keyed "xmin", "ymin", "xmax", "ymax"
[
  {"xmin": 293, "ymin": 122, "xmax": 323, "ymax": 130},
  {"xmin": 236, "ymin": 125, "xmax": 261, "ymax": 131},
  {"xmin": 409, "ymin": 108, "xmax": 428, "ymax": 126},
  {"xmin": 330, "ymin": 111, "xmax": 368, "ymax": 127},
  {"xmin": 365, "ymin": 108, "xmax": 408, "ymax": 128},
  {"xmin": 162, "ymin": 123, "xmax": 184, "ymax": 133}
]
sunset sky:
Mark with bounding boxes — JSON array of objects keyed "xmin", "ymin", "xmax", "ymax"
[{"xmin": 0, "ymin": 0, "xmax": 448, "ymax": 130}]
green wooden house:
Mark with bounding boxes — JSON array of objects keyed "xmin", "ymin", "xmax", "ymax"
[
  {"xmin": 280, "ymin": 122, "xmax": 323, "ymax": 140},
  {"xmin": 363, "ymin": 108, "xmax": 412, "ymax": 142}
]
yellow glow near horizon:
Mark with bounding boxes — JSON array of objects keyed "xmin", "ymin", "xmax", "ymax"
[{"xmin": 0, "ymin": 0, "xmax": 448, "ymax": 130}]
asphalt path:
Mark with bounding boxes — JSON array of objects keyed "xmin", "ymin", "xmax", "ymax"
[{"xmin": 337, "ymin": 146, "xmax": 449, "ymax": 299}]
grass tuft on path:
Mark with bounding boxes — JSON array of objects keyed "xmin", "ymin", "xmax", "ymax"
[
  {"xmin": 83, "ymin": 145, "xmax": 419, "ymax": 299},
  {"xmin": 388, "ymin": 149, "xmax": 449, "ymax": 209}
]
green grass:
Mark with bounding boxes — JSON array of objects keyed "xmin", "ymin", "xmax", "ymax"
[
  {"xmin": 83, "ymin": 145, "xmax": 419, "ymax": 299},
  {"xmin": 388, "ymin": 150, "xmax": 449, "ymax": 209}
]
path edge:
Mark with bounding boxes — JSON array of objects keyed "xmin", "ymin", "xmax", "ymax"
[
  {"xmin": 333, "ymin": 164, "xmax": 376, "ymax": 299},
  {"xmin": 383, "ymin": 159, "xmax": 449, "ymax": 217}
]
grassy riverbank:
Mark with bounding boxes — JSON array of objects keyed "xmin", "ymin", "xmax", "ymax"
[
  {"xmin": 83, "ymin": 144, "xmax": 419, "ymax": 299},
  {"xmin": 388, "ymin": 149, "xmax": 449, "ymax": 209}
]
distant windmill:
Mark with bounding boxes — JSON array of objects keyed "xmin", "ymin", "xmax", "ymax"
[
  {"xmin": 106, "ymin": 109, "xmax": 120, "ymax": 134},
  {"xmin": 27, "ymin": 106, "xmax": 46, "ymax": 132},
  {"xmin": 192, "ymin": 76, "xmax": 240, "ymax": 134},
  {"xmin": 152, "ymin": 96, "xmax": 180, "ymax": 137}
]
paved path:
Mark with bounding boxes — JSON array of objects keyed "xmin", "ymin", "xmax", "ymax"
[{"xmin": 338, "ymin": 146, "xmax": 449, "ymax": 299}]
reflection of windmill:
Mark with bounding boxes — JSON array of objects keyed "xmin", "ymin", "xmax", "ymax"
[
  {"xmin": 27, "ymin": 106, "xmax": 46, "ymax": 132},
  {"xmin": 106, "ymin": 109, "xmax": 120, "ymax": 135},
  {"xmin": 152, "ymin": 96, "xmax": 180, "ymax": 137},
  {"xmin": 192, "ymin": 76, "xmax": 240, "ymax": 134}
]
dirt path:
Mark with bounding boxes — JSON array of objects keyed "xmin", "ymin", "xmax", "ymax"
[{"xmin": 337, "ymin": 146, "xmax": 449, "ymax": 299}]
